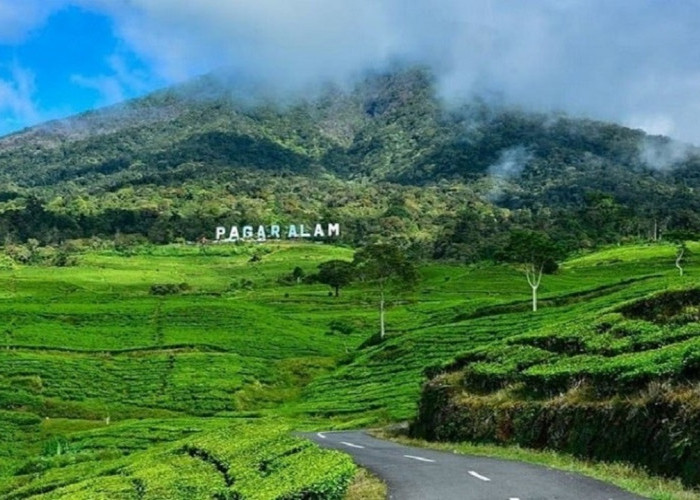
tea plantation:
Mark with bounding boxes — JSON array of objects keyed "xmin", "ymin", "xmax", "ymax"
[
  {"xmin": 410, "ymin": 245, "xmax": 700, "ymax": 488},
  {"xmin": 1, "ymin": 241, "xmax": 699, "ymax": 497}
]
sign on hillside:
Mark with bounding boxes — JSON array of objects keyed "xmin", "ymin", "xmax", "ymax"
[{"xmin": 215, "ymin": 223, "xmax": 340, "ymax": 242}]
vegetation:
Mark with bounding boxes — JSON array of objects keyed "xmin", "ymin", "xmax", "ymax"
[
  {"xmin": 344, "ymin": 468, "xmax": 386, "ymax": 500},
  {"xmin": 0, "ymin": 419, "xmax": 355, "ymax": 499},
  {"xmin": 666, "ymin": 230, "xmax": 698, "ymax": 276},
  {"xmin": 317, "ymin": 260, "xmax": 354, "ymax": 297},
  {"xmin": 0, "ymin": 65, "xmax": 700, "ymax": 498},
  {"xmin": 352, "ymin": 243, "xmax": 418, "ymax": 339},
  {"xmin": 0, "ymin": 68, "xmax": 699, "ymax": 263},
  {"xmin": 412, "ymin": 274, "xmax": 700, "ymax": 487},
  {"xmin": 0, "ymin": 240, "xmax": 698, "ymax": 497},
  {"xmin": 497, "ymin": 229, "xmax": 563, "ymax": 311}
]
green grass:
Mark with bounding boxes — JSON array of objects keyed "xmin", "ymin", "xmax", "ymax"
[{"xmin": 0, "ymin": 241, "xmax": 698, "ymax": 497}]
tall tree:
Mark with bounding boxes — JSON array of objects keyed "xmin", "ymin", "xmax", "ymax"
[
  {"xmin": 353, "ymin": 243, "xmax": 418, "ymax": 339},
  {"xmin": 317, "ymin": 260, "xmax": 354, "ymax": 296},
  {"xmin": 499, "ymin": 230, "xmax": 563, "ymax": 312}
]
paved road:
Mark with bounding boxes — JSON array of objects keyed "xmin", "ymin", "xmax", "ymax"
[{"xmin": 304, "ymin": 431, "xmax": 646, "ymax": 500}]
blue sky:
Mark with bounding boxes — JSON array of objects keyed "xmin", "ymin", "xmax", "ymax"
[
  {"xmin": 0, "ymin": 4, "xmax": 163, "ymax": 135},
  {"xmin": 2, "ymin": 1, "xmax": 700, "ymax": 143}
]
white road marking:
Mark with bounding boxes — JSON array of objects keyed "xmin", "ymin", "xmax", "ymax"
[
  {"xmin": 403, "ymin": 454, "xmax": 436, "ymax": 463},
  {"xmin": 468, "ymin": 470, "xmax": 491, "ymax": 482},
  {"xmin": 316, "ymin": 432, "xmax": 327, "ymax": 439},
  {"xmin": 509, "ymin": 498, "xmax": 521, "ymax": 500},
  {"xmin": 340, "ymin": 441, "xmax": 365, "ymax": 449}
]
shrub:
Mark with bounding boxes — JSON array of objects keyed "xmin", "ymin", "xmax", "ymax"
[
  {"xmin": 326, "ymin": 320, "xmax": 355, "ymax": 336},
  {"xmin": 0, "ymin": 254, "xmax": 16, "ymax": 270},
  {"xmin": 150, "ymin": 283, "xmax": 191, "ymax": 295},
  {"xmin": 413, "ymin": 378, "xmax": 700, "ymax": 487},
  {"xmin": 229, "ymin": 279, "xmax": 254, "ymax": 291},
  {"xmin": 4, "ymin": 244, "xmax": 32, "ymax": 264}
]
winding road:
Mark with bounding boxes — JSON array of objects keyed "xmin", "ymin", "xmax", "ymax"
[{"xmin": 305, "ymin": 431, "xmax": 645, "ymax": 500}]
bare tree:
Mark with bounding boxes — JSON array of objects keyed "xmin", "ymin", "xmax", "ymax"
[{"xmin": 665, "ymin": 230, "xmax": 698, "ymax": 277}]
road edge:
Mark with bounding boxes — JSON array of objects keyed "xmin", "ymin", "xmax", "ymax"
[{"xmin": 369, "ymin": 430, "xmax": 700, "ymax": 500}]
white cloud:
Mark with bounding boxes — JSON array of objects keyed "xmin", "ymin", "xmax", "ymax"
[
  {"xmin": 638, "ymin": 136, "xmax": 692, "ymax": 171},
  {"xmin": 625, "ymin": 114, "xmax": 676, "ymax": 138},
  {"xmin": 0, "ymin": 0, "xmax": 65, "ymax": 43},
  {"xmin": 75, "ymin": 1, "xmax": 700, "ymax": 143},
  {"xmin": 0, "ymin": 65, "xmax": 39, "ymax": 132},
  {"xmin": 6, "ymin": 1, "xmax": 700, "ymax": 144},
  {"xmin": 89, "ymin": 0, "xmax": 395, "ymax": 85},
  {"xmin": 71, "ymin": 54, "xmax": 152, "ymax": 106}
]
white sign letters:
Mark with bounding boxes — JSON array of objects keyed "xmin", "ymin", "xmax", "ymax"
[{"xmin": 214, "ymin": 223, "xmax": 340, "ymax": 242}]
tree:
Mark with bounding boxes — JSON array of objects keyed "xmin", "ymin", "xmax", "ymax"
[
  {"xmin": 292, "ymin": 266, "xmax": 306, "ymax": 284},
  {"xmin": 500, "ymin": 230, "xmax": 563, "ymax": 312},
  {"xmin": 353, "ymin": 243, "xmax": 418, "ymax": 339},
  {"xmin": 317, "ymin": 260, "xmax": 354, "ymax": 296},
  {"xmin": 665, "ymin": 230, "xmax": 698, "ymax": 276}
]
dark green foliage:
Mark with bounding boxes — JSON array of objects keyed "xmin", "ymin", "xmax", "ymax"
[
  {"xmin": 619, "ymin": 288, "xmax": 700, "ymax": 324},
  {"xmin": 0, "ymin": 67, "xmax": 699, "ymax": 259},
  {"xmin": 317, "ymin": 260, "xmax": 355, "ymax": 296},
  {"xmin": 292, "ymin": 266, "xmax": 305, "ymax": 282},
  {"xmin": 665, "ymin": 229, "xmax": 700, "ymax": 244},
  {"xmin": 149, "ymin": 283, "xmax": 190, "ymax": 295},
  {"xmin": 2, "ymin": 242, "xmax": 77, "ymax": 267},
  {"xmin": 353, "ymin": 243, "xmax": 418, "ymax": 287},
  {"xmin": 353, "ymin": 243, "xmax": 418, "ymax": 337},
  {"xmin": 497, "ymin": 230, "xmax": 565, "ymax": 311},
  {"xmin": 278, "ymin": 266, "xmax": 308, "ymax": 285},
  {"xmin": 229, "ymin": 278, "xmax": 254, "ymax": 290},
  {"xmin": 498, "ymin": 230, "xmax": 564, "ymax": 270},
  {"xmin": 326, "ymin": 320, "xmax": 355, "ymax": 336}
]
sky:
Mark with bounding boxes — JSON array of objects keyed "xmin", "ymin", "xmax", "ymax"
[{"xmin": 2, "ymin": 1, "xmax": 700, "ymax": 143}]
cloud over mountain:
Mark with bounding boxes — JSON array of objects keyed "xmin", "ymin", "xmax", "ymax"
[{"xmin": 4, "ymin": 1, "xmax": 700, "ymax": 143}]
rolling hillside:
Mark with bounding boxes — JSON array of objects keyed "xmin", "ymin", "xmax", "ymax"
[
  {"xmin": 1, "ymin": 67, "xmax": 700, "ymax": 498},
  {"xmin": 0, "ymin": 241, "xmax": 699, "ymax": 497}
]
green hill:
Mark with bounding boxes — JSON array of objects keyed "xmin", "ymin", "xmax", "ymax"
[
  {"xmin": 0, "ymin": 67, "xmax": 698, "ymax": 256},
  {"xmin": 0, "ymin": 241, "xmax": 699, "ymax": 497},
  {"xmin": 1, "ymin": 67, "xmax": 700, "ymax": 498}
]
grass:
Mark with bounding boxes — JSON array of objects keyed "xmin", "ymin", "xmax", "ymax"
[
  {"xmin": 344, "ymin": 468, "xmax": 386, "ymax": 500},
  {"xmin": 0, "ymin": 240, "xmax": 698, "ymax": 497},
  {"xmin": 373, "ymin": 431, "xmax": 700, "ymax": 500}
]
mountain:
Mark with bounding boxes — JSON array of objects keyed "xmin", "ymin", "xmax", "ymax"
[{"xmin": 0, "ymin": 67, "xmax": 699, "ymax": 255}]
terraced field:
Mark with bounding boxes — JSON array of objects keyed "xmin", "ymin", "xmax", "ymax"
[
  {"xmin": 0, "ymin": 419, "xmax": 354, "ymax": 499},
  {"xmin": 407, "ymin": 245, "xmax": 700, "ymax": 487},
  {"xmin": 1, "ymin": 241, "xmax": 698, "ymax": 497},
  {"xmin": 298, "ymin": 245, "xmax": 698, "ymax": 420}
]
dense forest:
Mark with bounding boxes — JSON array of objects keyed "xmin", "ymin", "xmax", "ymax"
[{"xmin": 1, "ymin": 67, "xmax": 699, "ymax": 260}]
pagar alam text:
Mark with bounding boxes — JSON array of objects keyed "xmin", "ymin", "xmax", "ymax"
[{"xmin": 215, "ymin": 223, "xmax": 340, "ymax": 242}]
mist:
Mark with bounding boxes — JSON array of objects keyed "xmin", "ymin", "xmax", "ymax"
[
  {"xmin": 4, "ymin": 1, "xmax": 700, "ymax": 144},
  {"xmin": 484, "ymin": 146, "xmax": 533, "ymax": 202},
  {"xmin": 72, "ymin": 0, "xmax": 700, "ymax": 145},
  {"xmin": 638, "ymin": 137, "xmax": 694, "ymax": 171}
]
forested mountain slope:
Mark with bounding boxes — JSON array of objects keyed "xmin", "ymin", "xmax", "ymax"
[{"xmin": 1, "ymin": 67, "xmax": 699, "ymax": 255}]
